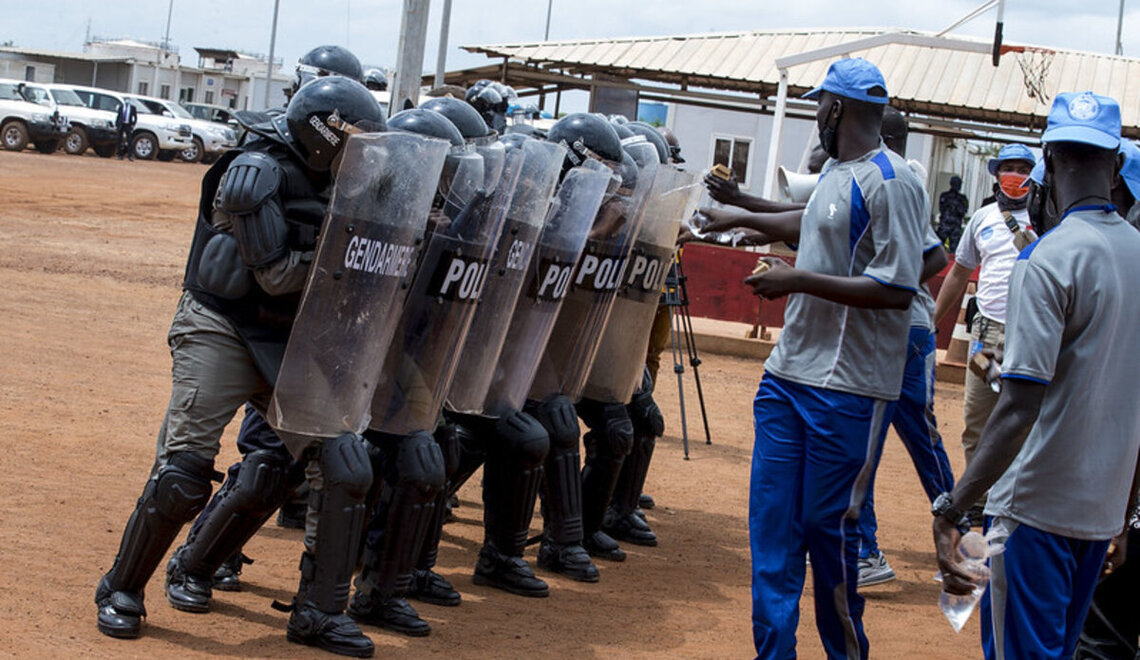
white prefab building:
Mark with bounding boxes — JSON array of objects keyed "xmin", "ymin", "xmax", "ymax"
[{"xmin": 0, "ymin": 39, "xmax": 292, "ymax": 111}]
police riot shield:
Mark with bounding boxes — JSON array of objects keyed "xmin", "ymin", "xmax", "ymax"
[
  {"xmin": 444, "ymin": 138, "xmax": 565, "ymax": 416},
  {"xmin": 482, "ymin": 162, "xmax": 613, "ymax": 417},
  {"xmin": 369, "ymin": 142, "xmax": 520, "ymax": 436},
  {"xmin": 582, "ymin": 166, "xmax": 701, "ymax": 403},
  {"xmin": 268, "ymin": 132, "xmax": 449, "ymax": 453},
  {"xmin": 528, "ymin": 143, "xmax": 660, "ymax": 403}
]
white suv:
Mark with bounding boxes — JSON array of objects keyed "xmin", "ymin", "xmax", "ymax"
[
  {"xmin": 68, "ymin": 85, "xmax": 193, "ymax": 160},
  {"xmin": 0, "ymin": 79, "xmax": 69, "ymax": 153},
  {"xmin": 127, "ymin": 94, "xmax": 237, "ymax": 163},
  {"xmin": 33, "ymin": 82, "xmax": 119, "ymax": 157}
]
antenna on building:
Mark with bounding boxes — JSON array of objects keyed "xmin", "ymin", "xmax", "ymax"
[{"xmin": 84, "ymin": 18, "xmax": 91, "ymax": 49}]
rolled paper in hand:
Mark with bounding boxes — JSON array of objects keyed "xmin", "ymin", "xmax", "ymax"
[
  {"xmin": 711, "ymin": 164, "xmax": 733, "ymax": 181},
  {"xmin": 751, "ymin": 258, "xmax": 771, "ymax": 276}
]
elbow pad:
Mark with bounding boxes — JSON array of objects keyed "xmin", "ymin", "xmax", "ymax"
[{"xmin": 216, "ymin": 152, "xmax": 290, "ymax": 268}]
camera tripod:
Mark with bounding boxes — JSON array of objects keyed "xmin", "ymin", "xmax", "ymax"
[{"xmin": 663, "ymin": 252, "xmax": 711, "ymax": 459}]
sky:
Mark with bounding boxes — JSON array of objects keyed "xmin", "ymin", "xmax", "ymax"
[{"xmin": 6, "ymin": 0, "xmax": 1140, "ymax": 79}]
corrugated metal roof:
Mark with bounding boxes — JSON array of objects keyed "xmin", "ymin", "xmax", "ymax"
[{"xmin": 464, "ymin": 28, "xmax": 1140, "ymax": 135}]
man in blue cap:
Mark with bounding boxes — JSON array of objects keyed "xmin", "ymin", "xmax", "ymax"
[
  {"xmin": 933, "ymin": 91, "xmax": 1140, "ymax": 660},
  {"xmin": 742, "ymin": 57, "xmax": 926, "ymax": 658},
  {"xmin": 932, "ymin": 142, "xmax": 1037, "ymax": 523}
]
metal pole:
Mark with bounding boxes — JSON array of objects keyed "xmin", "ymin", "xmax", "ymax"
[
  {"xmin": 264, "ymin": 0, "xmax": 280, "ymax": 109},
  {"xmin": 391, "ymin": 0, "xmax": 432, "ymax": 117},
  {"xmin": 762, "ymin": 70, "xmax": 788, "ymax": 200},
  {"xmin": 545, "ymin": 0, "xmax": 554, "ymax": 41},
  {"xmin": 434, "ymin": 0, "xmax": 453, "ymax": 88},
  {"xmin": 1117, "ymin": 0, "xmax": 1126, "ymax": 56}
]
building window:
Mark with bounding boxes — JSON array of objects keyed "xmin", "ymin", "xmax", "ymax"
[
  {"xmin": 160, "ymin": 84, "xmax": 171, "ymax": 100},
  {"xmin": 204, "ymin": 90, "xmax": 214, "ymax": 105},
  {"xmin": 137, "ymin": 81, "xmax": 149, "ymax": 96},
  {"xmin": 179, "ymin": 86, "xmax": 195, "ymax": 103},
  {"xmin": 711, "ymin": 135, "xmax": 753, "ymax": 188},
  {"xmin": 24, "ymin": 65, "xmax": 34, "ymax": 81}
]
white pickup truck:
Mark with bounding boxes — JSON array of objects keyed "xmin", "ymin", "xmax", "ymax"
[
  {"xmin": 68, "ymin": 85, "xmax": 193, "ymax": 160},
  {"xmin": 0, "ymin": 79, "xmax": 69, "ymax": 153}
]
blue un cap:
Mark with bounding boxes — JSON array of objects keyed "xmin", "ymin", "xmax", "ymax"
[
  {"xmin": 1042, "ymin": 91, "xmax": 1121, "ymax": 150},
  {"xmin": 803, "ymin": 58, "xmax": 889, "ymax": 105},
  {"xmin": 1028, "ymin": 159, "xmax": 1045, "ymax": 185},
  {"xmin": 1119, "ymin": 140, "xmax": 1140, "ymax": 200},
  {"xmin": 987, "ymin": 143, "xmax": 1036, "ymax": 176}
]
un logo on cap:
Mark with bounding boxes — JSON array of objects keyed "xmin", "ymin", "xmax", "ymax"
[{"xmin": 1068, "ymin": 93, "xmax": 1100, "ymax": 121}]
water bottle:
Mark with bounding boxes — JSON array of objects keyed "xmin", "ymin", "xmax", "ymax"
[{"xmin": 939, "ymin": 531, "xmax": 992, "ymax": 632}]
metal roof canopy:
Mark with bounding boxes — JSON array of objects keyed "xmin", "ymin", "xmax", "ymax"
[{"xmin": 461, "ymin": 27, "xmax": 1140, "ymax": 187}]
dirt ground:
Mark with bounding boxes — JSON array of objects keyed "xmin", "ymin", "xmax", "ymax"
[{"xmin": 0, "ymin": 149, "xmax": 980, "ymax": 658}]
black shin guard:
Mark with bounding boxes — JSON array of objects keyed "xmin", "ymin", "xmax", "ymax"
[
  {"xmin": 356, "ymin": 431, "xmax": 445, "ymax": 599},
  {"xmin": 298, "ymin": 433, "xmax": 372, "ymax": 614},
  {"xmin": 103, "ymin": 452, "xmax": 215, "ymax": 595},
  {"xmin": 528, "ymin": 395, "xmax": 583, "ymax": 545},
  {"xmin": 577, "ymin": 399, "xmax": 633, "ymax": 537},
  {"xmin": 611, "ymin": 432, "xmax": 656, "ymax": 518},
  {"xmin": 482, "ymin": 410, "xmax": 549, "ymax": 557},
  {"xmin": 444, "ymin": 419, "xmax": 486, "ymax": 500},
  {"xmin": 176, "ymin": 449, "xmax": 292, "ymax": 578},
  {"xmin": 416, "ymin": 420, "xmax": 474, "ymax": 572}
]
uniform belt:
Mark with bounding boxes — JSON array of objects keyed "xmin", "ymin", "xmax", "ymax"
[{"xmin": 975, "ymin": 315, "xmax": 1004, "ymax": 335}]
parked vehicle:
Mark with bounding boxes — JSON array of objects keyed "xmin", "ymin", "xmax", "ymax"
[
  {"xmin": 0, "ymin": 78, "xmax": 69, "ymax": 153},
  {"xmin": 68, "ymin": 85, "xmax": 193, "ymax": 161},
  {"xmin": 38, "ymin": 83, "xmax": 118, "ymax": 157},
  {"xmin": 129, "ymin": 95, "xmax": 237, "ymax": 163}
]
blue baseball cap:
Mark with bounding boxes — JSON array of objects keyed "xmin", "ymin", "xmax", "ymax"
[
  {"xmin": 803, "ymin": 57, "xmax": 889, "ymax": 105},
  {"xmin": 987, "ymin": 143, "xmax": 1036, "ymax": 176},
  {"xmin": 1119, "ymin": 140, "xmax": 1140, "ymax": 200},
  {"xmin": 1028, "ymin": 159, "xmax": 1045, "ymax": 185},
  {"xmin": 1041, "ymin": 91, "xmax": 1121, "ymax": 149}
]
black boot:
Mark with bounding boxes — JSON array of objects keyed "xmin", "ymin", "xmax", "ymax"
[
  {"xmin": 164, "ymin": 549, "xmax": 213, "ymax": 613},
  {"xmin": 212, "ymin": 553, "xmax": 253, "ymax": 592},
  {"xmin": 536, "ymin": 538, "xmax": 599, "ymax": 582},
  {"xmin": 583, "ymin": 530, "xmax": 627, "ymax": 562},
  {"xmin": 410, "ymin": 568, "xmax": 460, "ymax": 607},
  {"xmin": 473, "ymin": 544, "xmax": 549, "ymax": 597},
  {"xmin": 638, "ymin": 493, "xmax": 656, "ymax": 510},
  {"xmin": 603, "ymin": 506, "xmax": 658, "ymax": 547},
  {"xmin": 95, "ymin": 576, "xmax": 146, "ymax": 639},
  {"xmin": 347, "ymin": 589, "xmax": 431, "ymax": 637},
  {"xmin": 287, "ymin": 601, "xmax": 375, "ymax": 657}
]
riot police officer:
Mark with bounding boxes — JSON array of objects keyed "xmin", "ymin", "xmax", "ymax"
[{"xmin": 95, "ymin": 76, "xmax": 385, "ymax": 658}]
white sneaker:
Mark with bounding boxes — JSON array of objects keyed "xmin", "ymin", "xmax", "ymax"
[{"xmin": 857, "ymin": 552, "xmax": 896, "ymax": 587}]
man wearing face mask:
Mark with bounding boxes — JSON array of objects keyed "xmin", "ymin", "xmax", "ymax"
[
  {"xmin": 931, "ymin": 144, "xmax": 1036, "ymax": 524},
  {"xmin": 742, "ymin": 58, "xmax": 925, "ymax": 659}
]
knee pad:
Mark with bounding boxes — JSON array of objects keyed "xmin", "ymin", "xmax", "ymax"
[
  {"xmin": 433, "ymin": 420, "xmax": 473, "ymax": 478},
  {"xmin": 578, "ymin": 399, "xmax": 633, "ymax": 457},
  {"xmin": 528, "ymin": 395, "xmax": 579, "ymax": 451},
  {"xmin": 233, "ymin": 449, "xmax": 292, "ymax": 512},
  {"xmin": 319, "ymin": 433, "xmax": 372, "ymax": 501},
  {"xmin": 494, "ymin": 410, "xmax": 550, "ymax": 468},
  {"xmin": 395, "ymin": 431, "xmax": 446, "ymax": 497},
  {"xmin": 627, "ymin": 390, "xmax": 665, "ymax": 438},
  {"xmin": 154, "ymin": 452, "xmax": 216, "ymax": 522}
]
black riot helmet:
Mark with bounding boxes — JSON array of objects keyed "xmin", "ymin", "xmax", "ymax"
[
  {"xmin": 546, "ymin": 112, "xmax": 624, "ymax": 172},
  {"xmin": 387, "ymin": 108, "xmax": 464, "ymax": 146},
  {"xmin": 420, "ymin": 96, "xmax": 490, "ymax": 140},
  {"xmin": 291, "ymin": 45, "xmax": 363, "ymax": 97},
  {"xmin": 627, "ymin": 122, "xmax": 669, "ymax": 164},
  {"xmin": 363, "ymin": 68, "xmax": 388, "ymax": 92},
  {"xmin": 610, "ymin": 120, "xmax": 636, "ymax": 140},
  {"xmin": 657, "ymin": 125, "xmax": 684, "ymax": 163},
  {"xmin": 279, "ymin": 75, "xmax": 385, "ymax": 172}
]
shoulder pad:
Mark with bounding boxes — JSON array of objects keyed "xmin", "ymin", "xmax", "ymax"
[{"xmin": 218, "ymin": 151, "xmax": 283, "ymax": 214}]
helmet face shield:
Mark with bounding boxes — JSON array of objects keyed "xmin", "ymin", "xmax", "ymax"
[
  {"xmin": 438, "ymin": 146, "xmax": 484, "ymax": 219},
  {"xmin": 473, "ymin": 137, "xmax": 506, "ymax": 194}
]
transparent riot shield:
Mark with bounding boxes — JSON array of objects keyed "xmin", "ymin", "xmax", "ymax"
[
  {"xmin": 482, "ymin": 162, "xmax": 613, "ymax": 417},
  {"xmin": 268, "ymin": 132, "xmax": 450, "ymax": 453},
  {"xmin": 444, "ymin": 138, "xmax": 565, "ymax": 416},
  {"xmin": 528, "ymin": 146, "xmax": 660, "ymax": 403},
  {"xmin": 369, "ymin": 142, "xmax": 520, "ymax": 436},
  {"xmin": 583, "ymin": 166, "xmax": 702, "ymax": 403}
]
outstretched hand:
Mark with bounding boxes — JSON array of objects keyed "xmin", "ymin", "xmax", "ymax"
[
  {"xmin": 696, "ymin": 206, "xmax": 744, "ymax": 234},
  {"xmin": 744, "ymin": 257, "xmax": 796, "ymax": 299},
  {"xmin": 932, "ymin": 516, "xmax": 980, "ymax": 596},
  {"xmin": 703, "ymin": 172, "xmax": 742, "ymax": 206}
]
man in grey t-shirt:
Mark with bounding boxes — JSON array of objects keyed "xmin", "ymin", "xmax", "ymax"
[
  {"xmin": 745, "ymin": 58, "xmax": 924, "ymax": 659},
  {"xmin": 932, "ymin": 91, "xmax": 1140, "ymax": 660}
]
